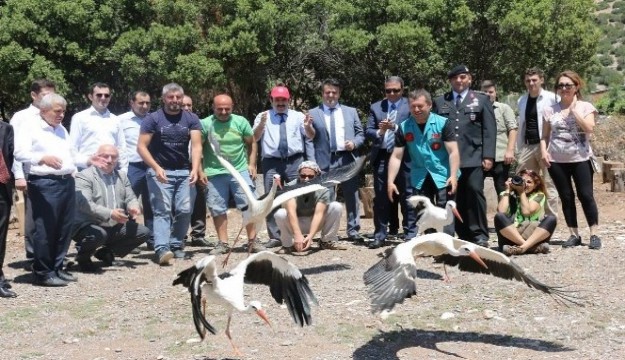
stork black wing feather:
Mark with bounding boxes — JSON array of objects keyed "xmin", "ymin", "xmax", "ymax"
[
  {"xmin": 243, "ymin": 254, "xmax": 317, "ymax": 326},
  {"xmin": 173, "ymin": 267, "xmax": 218, "ymax": 337},
  {"xmin": 363, "ymin": 256, "xmax": 418, "ymax": 314},
  {"xmin": 275, "ymin": 156, "xmax": 367, "ymax": 195}
]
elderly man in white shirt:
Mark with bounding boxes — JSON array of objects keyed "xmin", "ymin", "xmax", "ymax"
[
  {"xmin": 70, "ymin": 82, "xmax": 128, "ymax": 171},
  {"xmin": 9, "ymin": 79, "xmax": 56, "ymax": 263},
  {"xmin": 14, "ymin": 93, "xmax": 78, "ymax": 287},
  {"xmin": 118, "ymin": 90, "xmax": 154, "ymax": 249}
]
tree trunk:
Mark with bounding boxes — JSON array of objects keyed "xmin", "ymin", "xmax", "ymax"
[
  {"xmin": 359, "ymin": 187, "xmax": 375, "ymax": 218},
  {"xmin": 611, "ymin": 168, "xmax": 625, "ymax": 193},
  {"xmin": 602, "ymin": 161, "xmax": 624, "ymax": 183}
]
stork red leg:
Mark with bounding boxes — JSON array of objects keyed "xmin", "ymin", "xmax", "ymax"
[
  {"xmin": 221, "ymin": 227, "xmax": 245, "ymax": 268},
  {"xmin": 225, "ymin": 314, "xmax": 243, "ymax": 356}
]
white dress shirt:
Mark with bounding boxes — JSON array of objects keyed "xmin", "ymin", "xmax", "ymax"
[
  {"xmin": 323, "ymin": 104, "xmax": 346, "ymax": 151},
  {"xmin": 252, "ymin": 109, "xmax": 307, "ymax": 158},
  {"xmin": 452, "ymin": 89, "xmax": 470, "ymax": 105},
  {"xmin": 14, "ymin": 117, "xmax": 77, "ymax": 176},
  {"xmin": 9, "ymin": 104, "xmax": 40, "ymax": 179},
  {"xmin": 118, "ymin": 110, "xmax": 145, "ymax": 167},
  {"xmin": 69, "ymin": 106, "xmax": 128, "ymax": 169}
]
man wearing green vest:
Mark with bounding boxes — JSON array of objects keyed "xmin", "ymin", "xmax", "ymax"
[{"xmin": 387, "ymin": 89, "xmax": 460, "ymax": 237}]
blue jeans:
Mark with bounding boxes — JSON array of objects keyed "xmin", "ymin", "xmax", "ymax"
[
  {"xmin": 127, "ymin": 162, "xmax": 154, "ymax": 244},
  {"xmin": 146, "ymin": 169, "xmax": 193, "ymax": 253}
]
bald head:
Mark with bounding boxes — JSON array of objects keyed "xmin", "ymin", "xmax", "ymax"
[
  {"xmin": 95, "ymin": 144, "xmax": 119, "ymax": 174},
  {"xmin": 213, "ymin": 94, "xmax": 234, "ymax": 122}
]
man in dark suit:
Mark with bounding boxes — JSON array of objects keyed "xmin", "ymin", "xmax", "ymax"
[
  {"xmin": 0, "ymin": 120, "xmax": 17, "ymax": 297},
  {"xmin": 309, "ymin": 78, "xmax": 365, "ymax": 241},
  {"xmin": 365, "ymin": 76, "xmax": 417, "ymax": 249},
  {"xmin": 432, "ymin": 65, "xmax": 496, "ymax": 247}
]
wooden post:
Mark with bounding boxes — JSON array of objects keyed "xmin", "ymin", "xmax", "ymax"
[
  {"xmin": 611, "ymin": 168, "xmax": 625, "ymax": 192},
  {"xmin": 602, "ymin": 161, "xmax": 624, "ymax": 183},
  {"xmin": 359, "ymin": 187, "xmax": 375, "ymax": 218}
]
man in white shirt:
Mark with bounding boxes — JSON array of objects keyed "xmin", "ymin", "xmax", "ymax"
[
  {"xmin": 14, "ymin": 93, "xmax": 78, "ymax": 287},
  {"xmin": 70, "ymin": 82, "xmax": 128, "ymax": 171},
  {"xmin": 9, "ymin": 79, "xmax": 56, "ymax": 262},
  {"xmin": 516, "ymin": 67, "xmax": 559, "ymax": 216},
  {"xmin": 118, "ymin": 91, "xmax": 154, "ymax": 249}
]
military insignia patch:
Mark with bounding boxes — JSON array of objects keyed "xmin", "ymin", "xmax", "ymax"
[{"xmin": 405, "ymin": 132, "xmax": 415, "ymax": 142}]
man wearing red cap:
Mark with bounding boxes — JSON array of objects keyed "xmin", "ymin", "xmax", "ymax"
[
  {"xmin": 432, "ymin": 65, "xmax": 496, "ymax": 247},
  {"xmin": 253, "ymin": 84, "xmax": 315, "ymax": 247}
]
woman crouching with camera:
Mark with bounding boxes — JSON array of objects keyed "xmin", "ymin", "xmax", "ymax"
[{"xmin": 494, "ymin": 169, "xmax": 557, "ymax": 255}]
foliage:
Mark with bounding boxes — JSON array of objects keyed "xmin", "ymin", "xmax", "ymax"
[{"xmin": 0, "ymin": 0, "xmax": 601, "ymax": 121}]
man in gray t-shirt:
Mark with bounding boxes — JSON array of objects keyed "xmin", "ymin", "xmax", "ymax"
[{"xmin": 274, "ymin": 161, "xmax": 345, "ymax": 252}]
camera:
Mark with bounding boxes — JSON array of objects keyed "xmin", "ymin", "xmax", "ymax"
[{"xmin": 511, "ymin": 175, "xmax": 524, "ymax": 186}]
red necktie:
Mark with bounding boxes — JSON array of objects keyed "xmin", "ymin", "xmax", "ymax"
[{"xmin": 0, "ymin": 150, "xmax": 10, "ymax": 184}]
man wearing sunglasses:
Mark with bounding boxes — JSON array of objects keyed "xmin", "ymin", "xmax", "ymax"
[
  {"xmin": 273, "ymin": 161, "xmax": 345, "ymax": 252},
  {"xmin": 70, "ymin": 82, "xmax": 128, "ymax": 171},
  {"xmin": 365, "ymin": 76, "xmax": 417, "ymax": 249},
  {"xmin": 517, "ymin": 67, "xmax": 559, "ymax": 217}
]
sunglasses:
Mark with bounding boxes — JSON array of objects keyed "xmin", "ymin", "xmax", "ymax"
[
  {"xmin": 556, "ymin": 83, "xmax": 575, "ymax": 90},
  {"xmin": 95, "ymin": 93, "xmax": 111, "ymax": 98},
  {"xmin": 299, "ymin": 174, "xmax": 315, "ymax": 180},
  {"xmin": 385, "ymin": 88, "xmax": 402, "ymax": 94}
]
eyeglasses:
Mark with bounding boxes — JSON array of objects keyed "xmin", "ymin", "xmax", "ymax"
[
  {"xmin": 95, "ymin": 93, "xmax": 111, "ymax": 98},
  {"xmin": 385, "ymin": 88, "xmax": 402, "ymax": 94},
  {"xmin": 556, "ymin": 83, "xmax": 575, "ymax": 90},
  {"xmin": 299, "ymin": 174, "xmax": 315, "ymax": 180}
]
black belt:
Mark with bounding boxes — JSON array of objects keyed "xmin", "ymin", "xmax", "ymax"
[
  {"xmin": 331, "ymin": 151, "xmax": 349, "ymax": 156},
  {"xmin": 525, "ymin": 138, "xmax": 540, "ymax": 145},
  {"xmin": 29, "ymin": 173, "xmax": 73, "ymax": 180},
  {"xmin": 264, "ymin": 153, "xmax": 304, "ymax": 162}
]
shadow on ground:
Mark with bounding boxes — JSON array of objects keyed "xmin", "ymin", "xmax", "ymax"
[
  {"xmin": 352, "ymin": 328, "xmax": 573, "ymax": 360},
  {"xmin": 300, "ymin": 263, "xmax": 352, "ymax": 275}
]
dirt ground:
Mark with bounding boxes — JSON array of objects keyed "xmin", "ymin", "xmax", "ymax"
[{"xmin": 1, "ymin": 174, "xmax": 624, "ymax": 360}]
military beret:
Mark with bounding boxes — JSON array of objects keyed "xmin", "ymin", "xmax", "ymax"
[{"xmin": 447, "ymin": 64, "xmax": 470, "ymax": 78}]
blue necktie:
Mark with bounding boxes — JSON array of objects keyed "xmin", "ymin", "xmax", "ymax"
[
  {"xmin": 329, "ymin": 108, "xmax": 337, "ymax": 152},
  {"xmin": 455, "ymin": 94, "xmax": 462, "ymax": 108},
  {"xmin": 278, "ymin": 113, "xmax": 288, "ymax": 158},
  {"xmin": 384, "ymin": 103, "xmax": 397, "ymax": 152}
]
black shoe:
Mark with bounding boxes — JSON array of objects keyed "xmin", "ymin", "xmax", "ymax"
[
  {"xmin": 0, "ymin": 285, "xmax": 17, "ymax": 298},
  {"xmin": 368, "ymin": 238, "xmax": 386, "ymax": 249},
  {"xmin": 348, "ymin": 234, "xmax": 365, "ymax": 243},
  {"xmin": 77, "ymin": 259, "xmax": 103, "ymax": 273},
  {"xmin": 562, "ymin": 235, "xmax": 582, "ymax": 248},
  {"xmin": 264, "ymin": 239, "xmax": 282, "ymax": 249},
  {"xmin": 146, "ymin": 242, "xmax": 155, "ymax": 251},
  {"xmin": 129, "ymin": 248, "xmax": 141, "ymax": 255},
  {"xmin": 94, "ymin": 248, "xmax": 115, "ymax": 266},
  {"xmin": 34, "ymin": 276, "xmax": 69, "ymax": 287},
  {"xmin": 189, "ymin": 237, "xmax": 212, "ymax": 247},
  {"xmin": 56, "ymin": 269, "xmax": 77, "ymax": 282},
  {"xmin": 588, "ymin": 235, "xmax": 602, "ymax": 250},
  {"xmin": 475, "ymin": 238, "xmax": 489, "ymax": 248}
]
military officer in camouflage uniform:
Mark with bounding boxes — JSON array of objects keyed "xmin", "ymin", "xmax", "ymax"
[{"xmin": 432, "ymin": 65, "xmax": 496, "ymax": 247}]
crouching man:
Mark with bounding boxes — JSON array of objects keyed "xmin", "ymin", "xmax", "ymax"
[
  {"xmin": 274, "ymin": 161, "xmax": 345, "ymax": 253},
  {"xmin": 73, "ymin": 144, "xmax": 148, "ymax": 272}
]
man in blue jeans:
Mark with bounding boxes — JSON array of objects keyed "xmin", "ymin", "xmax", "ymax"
[{"xmin": 137, "ymin": 83, "xmax": 202, "ymax": 265}]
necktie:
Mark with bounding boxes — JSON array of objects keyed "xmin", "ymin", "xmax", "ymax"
[
  {"xmin": 0, "ymin": 150, "xmax": 10, "ymax": 184},
  {"xmin": 455, "ymin": 94, "xmax": 462, "ymax": 108},
  {"xmin": 329, "ymin": 108, "xmax": 337, "ymax": 152},
  {"xmin": 278, "ymin": 113, "xmax": 288, "ymax": 158},
  {"xmin": 384, "ymin": 103, "xmax": 397, "ymax": 151}
]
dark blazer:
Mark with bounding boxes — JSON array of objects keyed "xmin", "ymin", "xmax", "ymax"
[
  {"xmin": 365, "ymin": 97, "xmax": 411, "ymax": 163},
  {"xmin": 309, "ymin": 104, "xmax": 365, "ymax": 171},
  {"xmin": 432, "ymin": 90, "xmax": 496, "ymax": 168},
  {"xmin": 74, "ymin": 166, "xmax": 140, "ymax": 232},
  {"xmin": 0, "ymin": 121, "xmax": 14, "ymax": 189}
]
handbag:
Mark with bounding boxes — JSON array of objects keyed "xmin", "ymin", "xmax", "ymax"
[
  {"xmin": 517, "ymin": 220, "xmax": 540, "ymax": 240},
  {"xmin": 590, "ymin": 154, "xmax": 601, "ymax": 173}
]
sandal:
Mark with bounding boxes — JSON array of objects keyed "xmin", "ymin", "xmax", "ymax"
[{"xmin": 502, "ymin": 245, "xmax": 525, "ymax": 256}]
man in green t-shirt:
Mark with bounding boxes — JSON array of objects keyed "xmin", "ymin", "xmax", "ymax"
[
  {"xmin": 274, "ymin": 161, "xmax": 345, "ymax": 253},
  {"xmin": 199, "ymin": 94, "xmax": 264, "ymax": 255}
]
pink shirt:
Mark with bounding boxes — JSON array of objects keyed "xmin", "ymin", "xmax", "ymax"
[{"xmin": 543, "ymin": 101, "xmax": 597, "ymax": 163}]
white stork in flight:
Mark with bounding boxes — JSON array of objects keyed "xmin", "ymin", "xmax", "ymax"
[
  {"xmin": 173, "ymin": 252, "xmax": 318, "ymax": 356},
  {"xmin": 407, "ymin": 195, "xmax": 463, "ymax": 235},
  {"xmin": 363, "ymin": 233, "xmax": 582, "ymax": 314}
]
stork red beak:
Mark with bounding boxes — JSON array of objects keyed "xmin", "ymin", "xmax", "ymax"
[
  {"xmin": 256, "ymin": 309, "xmax": 274, "ymax": 333},
  {"xmin": 468, "ymin": 250, "xmax": 488, "ymax": 269},
  {"xmin": 452, "ymin": 208, "xmax": 463, "ymax": 223}
]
